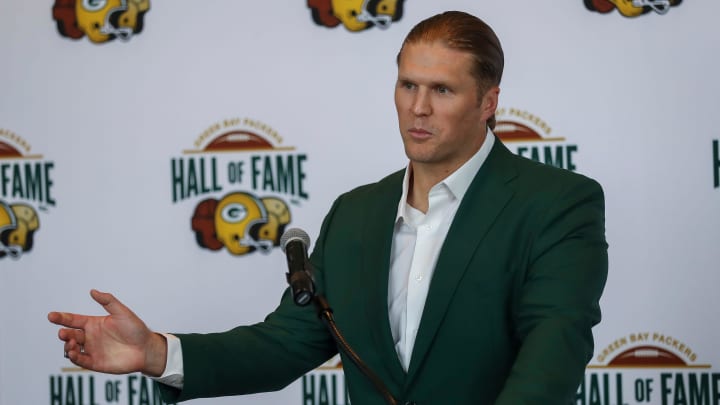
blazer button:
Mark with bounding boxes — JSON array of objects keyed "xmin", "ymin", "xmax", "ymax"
[{"xmin": 404, "ymin": 402, "xmax": 417, "ymax": 405}]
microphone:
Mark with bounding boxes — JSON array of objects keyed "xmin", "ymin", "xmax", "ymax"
[{"xmin": 280, "ymin": 228, "xmax": 316, "ymax": 306}]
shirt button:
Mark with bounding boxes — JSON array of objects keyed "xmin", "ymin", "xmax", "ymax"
[{"xmin": 416, "ymin": 275, "xmax": 423, "ymax": 282}]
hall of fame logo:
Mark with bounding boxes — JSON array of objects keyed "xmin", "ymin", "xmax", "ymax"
[
  {"xmin": 301, "ymin": 355, "xmax": 350, "ymax": 405},
  {"xmin": 171, "ymin": 118, "xmax": 309, "ymax": 257},
  {"xmin": 0, "ymin": 129, "xmax": 55, "ymax": 260},
  {"xmin": 307, "ymin": 0, "xmax": 405, "ymax": 32},
  {"xmin": 584, "ymin": 0, "xmax": 682, "ymax": 17},
  {"xmin": 494, "ymin": 108, "xmax": 580, "ymax": 172},
  {"xmin": 580, "ymin": 332, "xmax": 718, "ymax": 404},
  {"xmin": 49, "ymin": 371, "xmax": 175, "ymax": 405},
  {"xmin": 52, "ymin": 0, "xmax": 151, "ymax": 44}
]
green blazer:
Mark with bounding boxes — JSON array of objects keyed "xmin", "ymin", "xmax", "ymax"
[{"xmin": 160, "ymin": 140, "xmax": 608, "ymax": 404}]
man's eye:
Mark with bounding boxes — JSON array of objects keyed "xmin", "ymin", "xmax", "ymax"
[{"xmin": 436, "ymin": 86, "xmax": 449, "ymax": 94}]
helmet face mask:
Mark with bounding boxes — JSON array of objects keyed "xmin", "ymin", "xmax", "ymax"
[
  {"xmin": 0, "ymin": 201, "xmax": 29, "ymax": 259},
  {"xmin": 364, "ymin": 0, "xmax": 404, "ymax": 28},
  {"xmin": 113, "ymin": 0, "xmax": 150, "ymax": 34},
  {"xmin": 0, "ymin": 202, "xmax": 16, "ymax": 232},
  {"xmin": 0, "ymin": 202, "xmax": 19, "ymax": 255},
  {"xmin": 329, "ymin": 0, "xmax": 403, "ymax": 31},
  {"xmin": 76, "ymin": 0, "xmax": 125, "ymax": 43},
  {"xmin": 632, "ymin": 0, "xmax": 671, "ymax": 13},
  {"xmin": 330, "ymin": 0, "xmax": 370, "ymax": 32},
  {"xmin": 607, "ymin": 0, "xmax": 676, "ymax": 16},
  {"xmin": 55, "ymin": 0, "xmax": 150, "ymax": 43},
  {"xmin": 309, "ymin": 0, "xmax": 404, "ymax": 31}
]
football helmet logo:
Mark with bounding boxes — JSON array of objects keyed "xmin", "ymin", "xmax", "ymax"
[
  {"xmin": 191, "ymin": 198, "xmax": 224, "ymax": 251},
  {"xmin": 190, "ymin": 192, "xmax": 292, "ymax": 256},
  {"xmin": 258, "ymin": 197, "xmax": 291, "ymax": 247},
  {"xmin": 0, "ymin": 201, "xmax": 40, "ymax": 260},
  {"xmin": 215, "ymin": 192, "xmax": 272, "ymax": 256},
  {"xmin": 52, "ymin": 0, "xmax": 151, "ymax": 43},
  {"xmin": 584, "ymin": 0, "xmax": 681, "ymax": 17},
  {"xmin": 308, "ymin": 0, "xmax": 341, "ymax": 28},
  {"xmin": 308, "ymin": 0, "xmax": 405, "ymax": 32}
]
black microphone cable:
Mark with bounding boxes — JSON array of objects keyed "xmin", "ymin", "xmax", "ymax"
[{"xmin": 313, "ymin": 295, "xmax": 398, "ymax": 405}]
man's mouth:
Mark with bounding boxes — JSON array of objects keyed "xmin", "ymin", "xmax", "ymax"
[{"xmin": 408, "ymin": 128, "xmax": 432, "ymax": 140}]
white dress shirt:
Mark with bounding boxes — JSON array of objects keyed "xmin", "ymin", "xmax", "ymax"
[
  {"xmin": 156, "ymin": 132, "xmax": 496, "ymax": 386},
  {"xmin": 388, "ymin": 132, "xmax": 494, "ymax": 371}
]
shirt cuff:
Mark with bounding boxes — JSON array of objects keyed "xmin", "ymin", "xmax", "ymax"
[{"xmin": 149, "ymin": 333, "xmax": 184, "ymax": 389}]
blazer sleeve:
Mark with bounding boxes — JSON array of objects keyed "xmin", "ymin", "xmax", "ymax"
[
  {"xmin": 157, "ymin": 198, "xmax": 344, "ymax": 403},
  {"xmin": 494, "ymin": 176, "xmax": 608, "ymax": 404}
]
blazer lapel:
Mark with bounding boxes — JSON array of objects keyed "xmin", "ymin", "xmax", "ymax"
[
  {"xmin": 406, "ymin": 141, "xmax": 518, "ymax": 382},
  {"xmin": 361, "ymin": 171, "xmax": 407, "ymax": 383}
]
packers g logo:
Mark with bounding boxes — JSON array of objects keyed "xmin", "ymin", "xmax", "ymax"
[
  {"xmin": 0, "ymin": 200, "xmax": 40, "ymax": 260},
  {"xmin": 191, "ymin": 192, "xmax": 291, "ymax": 256},
  {"xmin": 308, "ymin": 0, "xmax": 405, "ymax": 32},
  {"xmin": 52, "ymin": 0, "xmax": 151, "ymax": 43},
  {"xmin": 584, "ymin": 0, "xmax": 682, "ymax": 17}
]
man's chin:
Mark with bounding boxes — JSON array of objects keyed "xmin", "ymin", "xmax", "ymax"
[{"xmin": 405, "ymin": 152, "xmax": 441, "ymax": 166}]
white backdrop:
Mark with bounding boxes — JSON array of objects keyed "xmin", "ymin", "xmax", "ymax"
[{"xmin": 1, "ymin": 1, "xmax": 719, "ymax": 404}]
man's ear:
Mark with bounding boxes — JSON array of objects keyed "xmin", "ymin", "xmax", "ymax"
[{"xmin": 480, "ymin": 86, "xmax": 500, "ymax": 121}]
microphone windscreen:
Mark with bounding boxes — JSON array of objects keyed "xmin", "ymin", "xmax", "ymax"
[{"xmin": 280, "ymin": 228, "xmax": 311, "ymax": 252}]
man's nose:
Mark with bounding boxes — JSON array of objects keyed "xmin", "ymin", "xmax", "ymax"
[{"xmin": 412, "ymin": 89, "xmax": 431, "ymax": 116}]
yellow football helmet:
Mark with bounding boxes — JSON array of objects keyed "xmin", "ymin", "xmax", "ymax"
[
  {"xmin": 75, "ymin": 0, "xmax": 124, "ymax": 43},
  {"xmin": 258, "ymin": 197, "xmax": 292, "ymax": 246},
  {"xmin": 608, "ymin": 0, "xmax": 672, "ymax": 17},
  {"xmin": 7, "ymin": 204, "xmax": 39, "ymax": 251},
  {"xmin": 115, "ymin": 0, "xmax": 150, "ymax": 34},
  {"xmin": 75, "ymin": 0, "xmax": 148, "ymax": 43},
  {"xmin": 369, "ymin": 0, "xmax": 403, "ymax": 24},
  {"xmin": 214, "ymin": 192, "xmax": 273, "ymax": 256},
  {"xmin": 331, "ymin": 0, "xmax": 403, "ymax": 31},
  {"xmin": 0, "ymin": 201, "xmax": 21, "ymax": 259},
  {"xmin": 330, "ymin": 0, "xmax": 369, "ymax": 31}
]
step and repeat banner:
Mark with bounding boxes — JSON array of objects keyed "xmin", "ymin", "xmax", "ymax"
[{"xmin": 1, "ymin": 1, "xmax": 719, "ymax": 404}]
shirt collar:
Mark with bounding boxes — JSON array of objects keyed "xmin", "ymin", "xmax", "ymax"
[{"xmin": 396, "ymin": 130, "xmax": 496, "ymax": 222}]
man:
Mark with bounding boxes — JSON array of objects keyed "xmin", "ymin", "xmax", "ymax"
[{"xmin": 49, "ymin": 11, "xmax": 608, "ymax": 404}]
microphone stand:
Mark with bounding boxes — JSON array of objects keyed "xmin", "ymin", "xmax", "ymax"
[
  {"xmin": 281, "ymin": 226, "xmax": 398, "ymax": 405},
  {"xmin": 312, "ymin": 294, "xmax": 398, "ymax": 405}
]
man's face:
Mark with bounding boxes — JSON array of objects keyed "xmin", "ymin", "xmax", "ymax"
[{"xmin": 394, "ymin": 41, "xmax": 498, "ymax": 173}]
